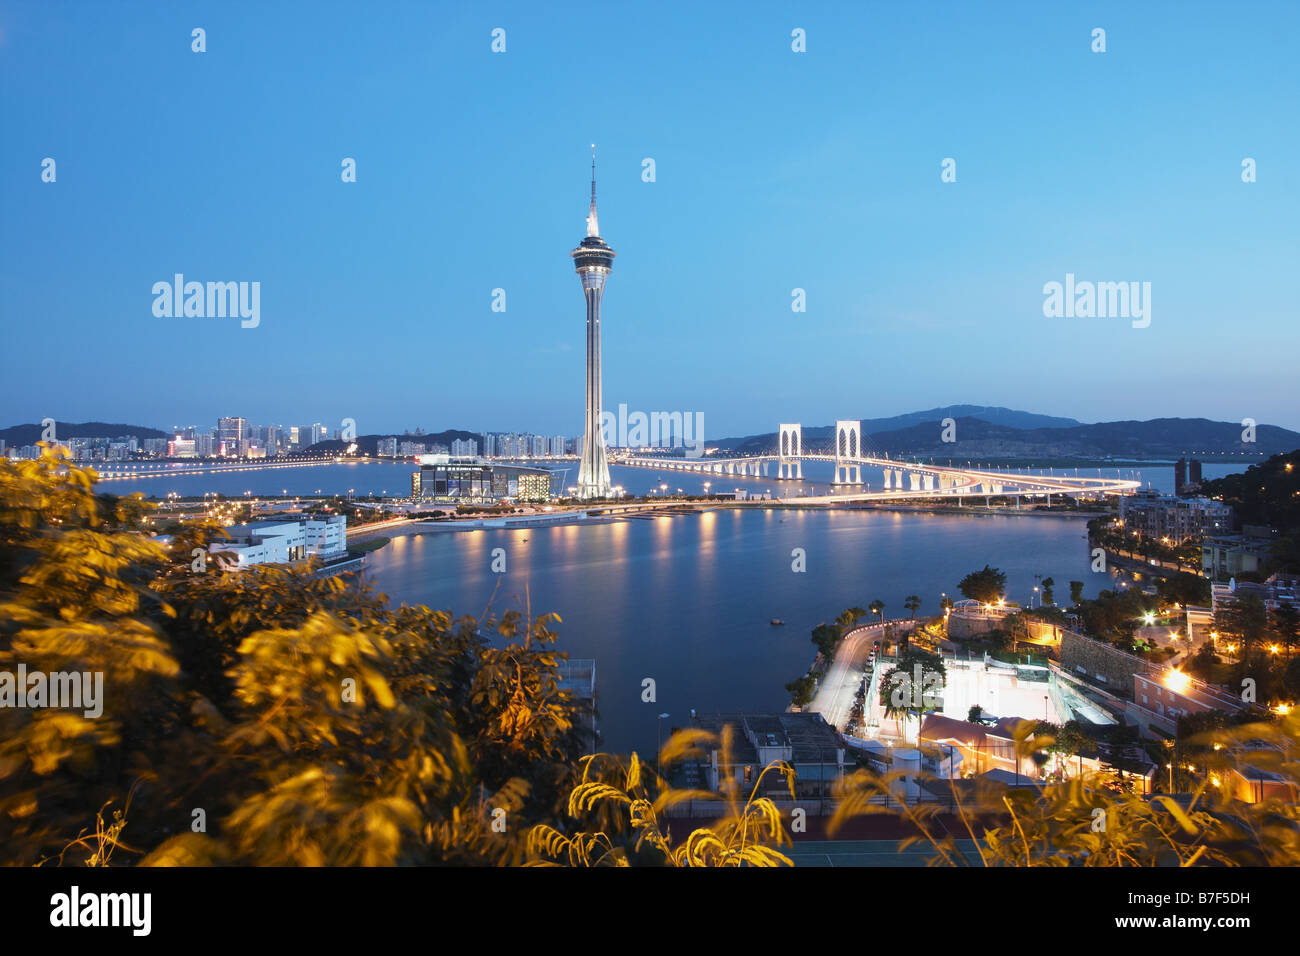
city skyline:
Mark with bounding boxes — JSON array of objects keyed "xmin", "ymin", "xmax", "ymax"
[{"xmin": 2, "ymin": 4, "xmax": 1298, "ymax": 435}]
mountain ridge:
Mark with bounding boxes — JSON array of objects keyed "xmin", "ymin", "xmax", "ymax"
[{"xmin": 714, "ymin": 415, "xmax": 1300, "ymax": 459}]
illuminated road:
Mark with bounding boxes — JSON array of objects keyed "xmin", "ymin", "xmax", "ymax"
[{"xmin": 809, "ymin": 619, "xmax": 917, "ymax": 732}]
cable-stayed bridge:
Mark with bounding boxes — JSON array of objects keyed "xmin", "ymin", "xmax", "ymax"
[{"xmin": 612, "ymin": 420, "xmax": 1140, "ymax": 504}]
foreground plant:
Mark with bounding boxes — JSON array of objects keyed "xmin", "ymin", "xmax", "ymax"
[
  {"xmin": 528, "ymin": 726, "xmax": 795, "ymax": 866},
  {"xmin": 829, "ymin": 716, "xmax": 1300, "ymax": 866},
  {"xmin": 1, "ymin": 447, "xmax": 585, "ymax": 866}
]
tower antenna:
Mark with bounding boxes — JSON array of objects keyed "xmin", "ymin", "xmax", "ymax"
[{"xmin": 585, "ymin": 144, "xmax": 600, "ymax": 238}]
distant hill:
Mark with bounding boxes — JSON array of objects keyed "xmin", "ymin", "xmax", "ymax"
[
  {"xmin": 714, "ymin": 415, "xmax": 1300, "ymax": 460},
  {"xmin": 714, "ymin": 405, "xmax": 1077, "ymax": 451},
  {"xmin": 860, "ymin": 405, "xmax": 1081, "ymax": 433},
  {"xmin": 0, "ymin": 421, "xmax": 170, "ymax": 446}
]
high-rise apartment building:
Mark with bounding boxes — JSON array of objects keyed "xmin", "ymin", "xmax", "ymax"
[{"xmin": 217, "ymin": 417, "xmax": 247, "ymax": 457}]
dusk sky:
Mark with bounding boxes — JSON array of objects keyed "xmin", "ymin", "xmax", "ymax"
[{"xmin": 2, "ymin": 1, "xmax": 1297, "ymax": 437}]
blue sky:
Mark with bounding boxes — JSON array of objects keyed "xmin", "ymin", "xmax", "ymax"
[{"xmin": 2, "ymin": 0, "xmax": 1297, "ymax": 437}]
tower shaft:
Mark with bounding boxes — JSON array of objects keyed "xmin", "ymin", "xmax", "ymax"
[{"xmin": 577, "ymin": 278, "xmax": 611, "ymax": 498}]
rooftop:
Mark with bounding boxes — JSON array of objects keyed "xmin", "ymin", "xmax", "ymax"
[{"xmin": 692, "ymin": 712, "xmax": 843, "ymax": 764}]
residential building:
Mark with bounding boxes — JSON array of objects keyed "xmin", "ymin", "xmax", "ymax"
[
  {"xmin": 1202, "ymin": 528, "xmax": 1275, "ymax": 580},
  {"xmin": 216, "ymin": 417, "xmax": 248, "ymax": 457},
  {"xmin": 1120, "ymin": 489, "xmax": 1233, "ymax": 543},
  {"xmin": 687, "ymin": 712, "xmax": 845, "ymax": 800},
  {"xmin": 1131, "ymin": 669, "xmax": 1247, "ymax": 737}
]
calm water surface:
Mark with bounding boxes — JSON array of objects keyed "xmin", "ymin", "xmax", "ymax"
[{"xmin": 364, "ymin": 508, "xmax": 1125, "ymax": 753}]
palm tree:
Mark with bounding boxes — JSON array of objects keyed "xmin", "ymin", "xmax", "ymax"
[
  {"xmin": 880, "ymin": 667, "xmax": 909, "ymax": 739},
  {"xmin": 904, "ymin": 595, "xmax": 921, "ymax": 619},
  {"xmin": 870, "ymin": 600, "xmax": 885, "ymax": 625},
  {"xmin": 836, "ymin": 606, "xmax": 868, "ymax": 634}
]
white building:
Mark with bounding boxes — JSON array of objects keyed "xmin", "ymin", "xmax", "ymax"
[
  {"xmin": 451, "ymin": 438, "xmax": 478, "ymax": 457},
  {"xmin": 210, "ymin": 515, "xmax": 347, "ymax": 569},
  {"xmin": 550, "ymin": 435, "xmax": 566, "ymax": 456}
]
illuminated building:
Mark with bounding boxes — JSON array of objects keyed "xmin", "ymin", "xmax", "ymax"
[{"xmin": 410, "ymin": 455, "xmax": 554, "ymax": 502}]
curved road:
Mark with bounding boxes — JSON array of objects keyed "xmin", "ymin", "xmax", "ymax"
[{"xmin": 809, "ymin": 618, "xmax": 918, "ymax": 731}]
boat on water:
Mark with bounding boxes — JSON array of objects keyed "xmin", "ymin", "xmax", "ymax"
[{"xmin": 770, "ymin": 618, "xmax": 785, "ymax": 626}]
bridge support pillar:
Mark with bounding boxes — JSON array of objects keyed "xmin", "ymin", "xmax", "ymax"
[
  {"xmin": 832, "ymin": 420, "xmax": 864, "ymax": 485},
  {"xmin": 922, "ymin": 474, "xmax": 934, "ymax": 491},
  {"xmin": 778, "ymin": 423, "xmax": 802, "ymax": 482},
  {"xmin": 909, "ymin": 472, "xmax": 921, "ymax": 491}
]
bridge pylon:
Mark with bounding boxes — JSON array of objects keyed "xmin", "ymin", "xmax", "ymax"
[
  {"xmin": 833, "ymin": 419, "xmax": 862, "ymax": 485},
  {"xmin": 778, "ymin": 423, "xmax": 803, "ymax": 480}
]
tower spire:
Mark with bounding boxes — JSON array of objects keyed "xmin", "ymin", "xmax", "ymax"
[{"xmin": 586, "ymin": 144, "xmax": 600, "ymax": 237}]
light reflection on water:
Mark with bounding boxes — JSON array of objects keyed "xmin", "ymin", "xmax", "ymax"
[{"xmin": 364, "ymin": 507, "xmax": 1124, "ymax": 754}]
